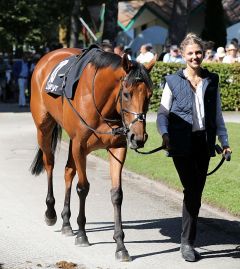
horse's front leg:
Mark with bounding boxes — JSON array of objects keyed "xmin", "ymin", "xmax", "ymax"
[
  {"xmin": 61, "ymin": 140, "xmax": 76, "ymax": 236},
  {"xmin": 109, "ymin": 147, "xmax": 131, "ymax": 262},
  {"xmin": 72, "ymin": 139, "xmax": 90, "ymax": 246}
]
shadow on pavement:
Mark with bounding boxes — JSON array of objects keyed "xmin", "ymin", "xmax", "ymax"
[
  {"xmin": 0, "ymin": 102, "xmax": 30, "ymax": 113},
  {"xmin": 85, "ymin": 217, "xmax": 240, "ymax": 260}
]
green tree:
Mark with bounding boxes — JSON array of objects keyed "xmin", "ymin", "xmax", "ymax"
[
  {"xmin": 201, "ymin": 0, "xmax": 226, "ymax": 48},
  {"xmin": 0, "ymin": 0, "xmax": 73, "ymax": 52},
  {"xmin": 0, "ymin": 0, "xmax": 120, "ymax": 51}
]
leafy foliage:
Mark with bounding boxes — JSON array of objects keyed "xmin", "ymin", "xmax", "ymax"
[
  {"xmin": 149, "ymin": 62, "xmax": 240, "ymax": 111},
  {"xmin": 0, "ymin": 0, "xmax": 74, "ymax": 52}
]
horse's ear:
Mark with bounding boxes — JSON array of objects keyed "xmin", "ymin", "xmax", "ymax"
[
  {"xmin": 144, "ymin": 54, "xmax": 157, "ymax": 72},
  {"xmin": 121, "ymin": 53, "xmax": 133, "ymax": 73}
]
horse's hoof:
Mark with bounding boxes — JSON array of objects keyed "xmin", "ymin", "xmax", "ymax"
[
  {"xmin": 44, "ymin": 214, "xmax": 57, "ymax": 226},
  {"xmin": 75, "ymin": 235, "xmax": 90, "ymax": 247},
  {"xmin": 61, "ymin": 225, "xmax": 74, "ymax": 236},
  {"xmin": 115, "ymin": 250, "xmax": 132, "ymax": 262}
]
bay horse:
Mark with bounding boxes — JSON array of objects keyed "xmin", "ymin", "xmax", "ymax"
[{"xmin": 30, "ymin": 47, "xmax": 155, "ymax": 262}]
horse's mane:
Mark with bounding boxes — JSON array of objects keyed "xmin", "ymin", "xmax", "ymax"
[
  {"xmin": 90, "ymin": 51, "xmax": 122, "ymax": 70},
  {"xmin": 126, "ymin": 61, "xmax": 153, "ymax": 90},
  {"xmin": 90, "ymin": 51, "xmax": 153, "ymax": 89}
]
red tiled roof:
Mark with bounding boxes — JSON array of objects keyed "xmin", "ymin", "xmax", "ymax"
[
  {"xmin": 118, "ymin": 0, "xmax": 240, "ymax": 29},
  {"xmin": 118, "ymin": 0, "xmax": 173, "ymax": 28}
]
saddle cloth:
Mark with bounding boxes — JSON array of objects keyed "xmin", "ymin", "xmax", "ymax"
[{"xmin": 45, "ymin": 44, "xmax": 102, "ymax": 98}]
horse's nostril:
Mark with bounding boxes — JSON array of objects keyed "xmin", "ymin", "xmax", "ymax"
[{"xmin": 136, "ymin": 140, "xmax": 144, "ymax": 148}]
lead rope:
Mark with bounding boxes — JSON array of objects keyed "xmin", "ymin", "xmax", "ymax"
[
  {"xmin": 134, "ymin": 143, "xmax": 231, "ymax": 176},
  {"xmin": 135, "ymin": 145, "xmax": 165, "ymax": 154}
]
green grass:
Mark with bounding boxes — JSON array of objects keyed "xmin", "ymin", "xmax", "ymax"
[{"xmin": 92, "ymin": 123, "xmax": 240, "ymax": 216}]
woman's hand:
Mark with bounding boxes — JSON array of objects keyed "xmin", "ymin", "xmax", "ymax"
[
  {"xmin": 223, "ymin": 147, "xmax": 232, "ymax": 161},
  {"xmin": 162, "ymin": 133, "xmax": 170, "ymax": 150}
]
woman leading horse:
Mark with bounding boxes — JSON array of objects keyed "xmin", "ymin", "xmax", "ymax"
[{"xmin": 30, "ymin": 47, "xmax": 155, "ymax": 261}]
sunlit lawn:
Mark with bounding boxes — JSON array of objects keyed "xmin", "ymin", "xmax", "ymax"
[{"xmin": 92, "ymin": 123, "xmax": 240, "ymax": 216}]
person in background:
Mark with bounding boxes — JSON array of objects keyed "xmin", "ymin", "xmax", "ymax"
[
  {"xmin": 158, "ymin": 44, "xmax": 170, "ymax": 61},
  {"xmin": 163, "ymin": 45, "xmax": 185, "ymax": 64},
  {"xmin": 203, "ymin": 48, "xmax": 215, "ymax": 63},
  {"xmin": 223, "ymin": 43, "xmax": 240, "ymax": 63},
  {"xmin": 230, "ymin": 38, "xmax": 239, "ymax": 50},
  {"xmin": 214, "ymin": 47, "xmax": 226, "ymax": 63},
  {"xmin": 14, "ymin": 53, "xmax": 30, "ymax": 107},
  {"xmin": 157, "ymin": 33, "xmax": 231, "ymax": 262},
  {"xmin": 136, "ymin": 44, "xmax": 155, "ymax": 64},
  {"xmin": 101, "ymin": 40, "xmax": 113, "ymax": 52},
  {"xmin": 0, "ymin": 55, "xmax": 7, "ymax": 102}
]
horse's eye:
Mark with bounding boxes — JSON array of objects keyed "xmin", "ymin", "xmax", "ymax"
[{"xmin": 123, "ymin": 92, "xmax": 131, "ymax": 100}]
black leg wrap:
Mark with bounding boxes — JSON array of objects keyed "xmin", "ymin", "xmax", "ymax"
[
  {"xmin": 111, "ymin": 187, "xmax": 131, "ymax": 262},
  {"xmin": 75, "ymin": 183, "xmax": 90, "ymax": 246},
  {"xmin": 76, "ymin": 183, "xmax": 90, "ymax": 198},
  {"xmin": 45, "ymin": 196, "xmax": 57, "ymax": 226},
  {"xmin": 111, "ymin": 187, "xmax": 123, "ymax": 204}
]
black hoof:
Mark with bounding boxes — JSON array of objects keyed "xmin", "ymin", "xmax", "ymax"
[
  {"xmin": 115, "ymin": 250, "xmax": 132, "ymax": 262},
  {"xmin": 44, "ymin": 214, "xmax": 57, "ymax": 226},
  {"xmin": 61, "ymin": 225, "xmax": 74, "ymax": 236},
  {"xmin": 75, "ymin": 234, "xmax": 90, "ymax": 247}
]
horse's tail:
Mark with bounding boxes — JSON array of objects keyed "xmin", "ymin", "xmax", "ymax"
[{"xmin": 30, "ymin": 124, "xmax": 62, "ymax": 176}]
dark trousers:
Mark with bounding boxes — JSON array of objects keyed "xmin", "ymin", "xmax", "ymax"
[{"xmin": 172, "ymin": 131, "xmax": 210, "ymax": 245}]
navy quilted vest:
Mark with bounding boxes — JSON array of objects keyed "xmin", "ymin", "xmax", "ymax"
[{"xmin": 165, "ymin": 69, "xmax": 219, "ymax": 156}]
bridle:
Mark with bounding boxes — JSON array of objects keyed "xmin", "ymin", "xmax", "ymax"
[{"xmin": 62, "ymin": 67, "xmax": 147, "ymax": 136}]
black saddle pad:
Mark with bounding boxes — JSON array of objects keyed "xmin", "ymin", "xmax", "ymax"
[{"xmin": 45, "ymin": 44, "xmax": 102, "ymax": 98}]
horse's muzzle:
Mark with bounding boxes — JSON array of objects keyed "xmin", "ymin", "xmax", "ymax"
[{"xmin": 127, "ymin": 132, "xmax": 148, "ymax": 149}]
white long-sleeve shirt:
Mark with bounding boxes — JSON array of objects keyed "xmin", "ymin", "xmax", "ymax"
[{"xmin": 157, "ymin": 82, "xmax": 229, "ymax": 147}]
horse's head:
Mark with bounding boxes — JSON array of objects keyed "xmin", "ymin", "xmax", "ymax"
[{"xmin": 119, "ymin": 54, "xmax": 155, "ymax": 149}]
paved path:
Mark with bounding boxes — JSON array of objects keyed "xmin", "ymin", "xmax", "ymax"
[{"xmin": 0, "ymin": 110, "xmax": 240, "ymax": 269}]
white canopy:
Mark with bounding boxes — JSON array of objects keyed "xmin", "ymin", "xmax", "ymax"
[{"xmin": 227, "ymin": 22, "xmax": 240, "ymax": 43}]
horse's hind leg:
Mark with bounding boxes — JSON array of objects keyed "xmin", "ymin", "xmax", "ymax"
[
  {"xmin": 61, "ymin": 140, "xmax": 76, "ymax": 236},
  {"xmin": 72, "ymin": 139, "xmax": 90, "ymax": 246},
  {"xmin": 37, "ymin": 118, "xmax": 59, "ymax": 226},
  {"xmin": 109, "ymin": 147, "xmax": 131, "ymax": 262}
]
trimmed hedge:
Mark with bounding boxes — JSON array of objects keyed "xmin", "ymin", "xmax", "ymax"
[{"xmin": 150, "ymin": 62, "xmax": 240, "ymax": 112}]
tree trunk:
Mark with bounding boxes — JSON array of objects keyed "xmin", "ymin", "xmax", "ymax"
[
  {"xmin": 70, "ymin": 0, "xmax": 82, "ymax": 48},
  {"xmin": 168, "ymin": 0, "xmax": 191, "ymax": 45},
  {"xmin": 201, "ymin": 0, "xmax": 226, "ymax": 48},
  {"xmin": 102, "ymin": 0, "xmax": 118, "ymax": 45}
]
